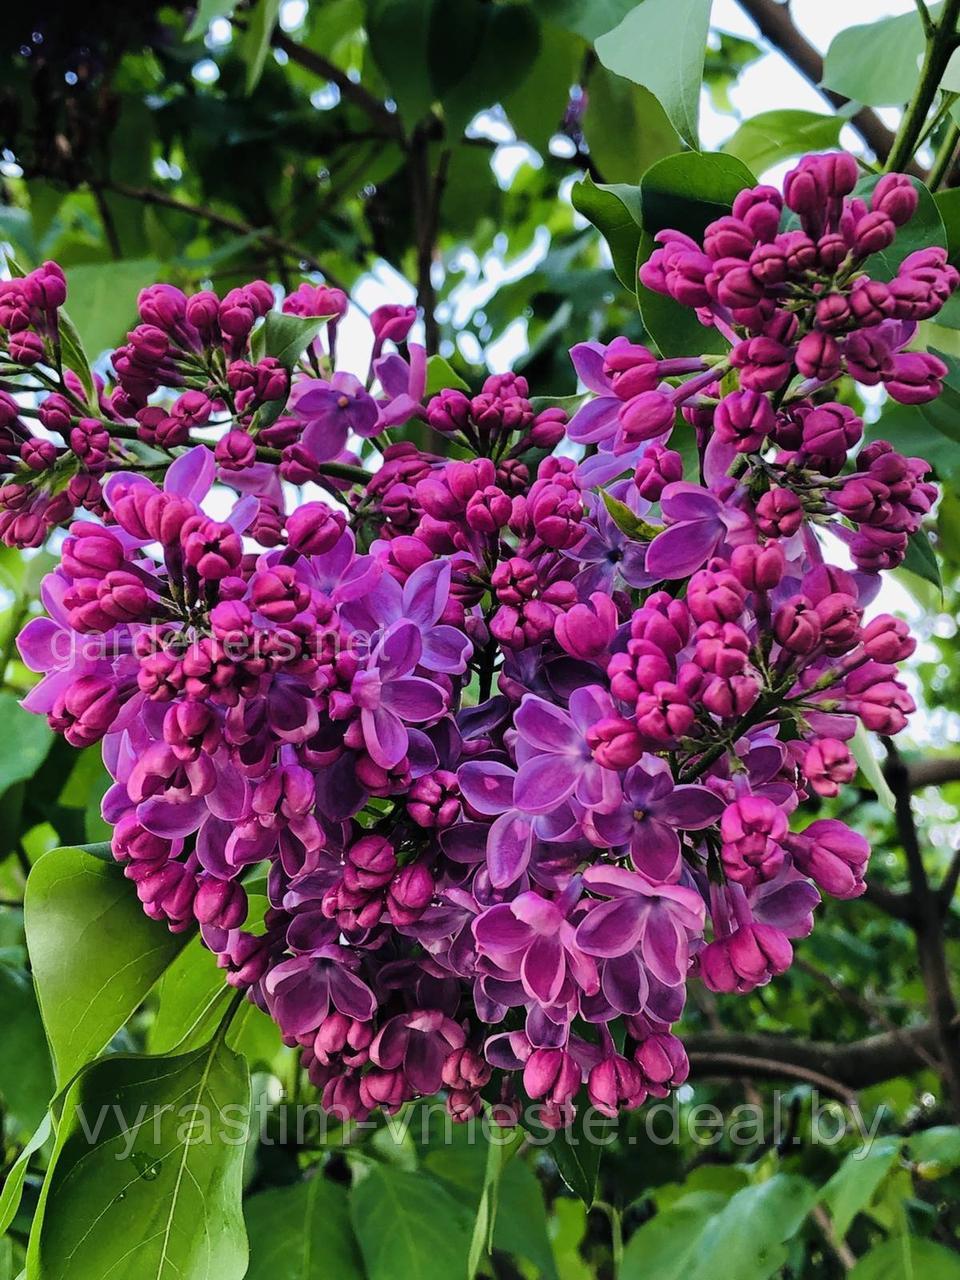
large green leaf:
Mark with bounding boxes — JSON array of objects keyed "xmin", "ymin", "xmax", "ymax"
[
  {"xmin": 571, "ymin": 175, "xmax": 643, "ymax": 290},
  {"xmin": 503, "ymin": 22, "xmax": 583, "ymax": 154},
  {"xmin": 594, "ymin": 0, "xmax": 714, "ymax": 150},
  {"xmin": 533, "ymin": 0, "xmax": 636, "ymax": 41},
  {"xmin": 25, "ymin": 845, "xmax": 189, "ymax": 1084},
  {"xmin": 820, "ymin": 1137, "xmax": 903, "ymax": 1238},
  {"xmin": 350, "ymin": 1166, "xmax": 474, "ymax": 1280},
  {"xmin": 849, "ymin": 1237, "xmax": 960, "ymax": 1279},
  {"xmin": 822, "ymin": 9, "xmax": 926, "ymax": 108},
  {"xmin": 0, "ymin": 693, "xmax": 53, "ymax": 793},
  {"xmin": 636, "ymin": 151, "xmax": 756, "ymax": 357},
  {"xmin": 0, "ymin": 1113, "xmax": 52, "ymax": 1236},
  {"xmin": 241, "ymin": 0, "xmax": 282, "ymax": 93},
  {"xmin": 63, "ymin": 258, "xmax": 160, "ymax": 360},
  {"xmin": 723, "ymin": 109, "xmax": 844, "ymax": 175},
  {"xmin": 491, "ymin": 1157, "xmax": 559, "ymax": 1280},
  {"xmin": 582, "ymin": 65, "xmax": 680, "ymax": 185},
  {"xmin": 0, "ymin": 964, "xmax": 54, "ymax": 1130},
  {"xmin": 850, "ymin": 723, "xmax": 896, "ymax": 812},
  {"xmin": 259, "ymin": 309, "xmax": 331, "ymax": 368},
  {"xmin": 27, "ymin": 1037, "xmax": 250, "ymax": 1280},
  {"xmin": 245, "ymin": 1179, "xmax": 363, "ymax": 1279},
  {"xmin": 686, "ymin": 1175, "xmax": 815, "ymax": 1280},
  {"xmin": 621, "ymin": 1193, "xmax": 730, "ymax": 1280}
]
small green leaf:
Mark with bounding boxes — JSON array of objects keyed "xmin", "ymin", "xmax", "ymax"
[
  {"xmin": 601, "ymin": 489, "xmax": 662, "ymax": 540},
  {"xmin": 27, "ymin": 1037, "xmax": 250, "ymax": 1280},
  {"xmin": 187, "ymin": 0, "xmax": 239, "ymax": 40},
  {"xmin": 0, "ymin": 1113, "xmax": 52, "ymax": 1236},
  {"xmin": 56, "ymin": 308, "xmax": 97, "ymax": 406},
  {"xmin": 685, "ymin": 1175, "xmax": 816, "ymax": 1280},
  {"xmin": 848, "ymin": 1236, "xmax": 960, "ymax": 1279},
  {"xmin": 425, "ymin": 353, "xmax": 470, "ymax": 395},
  {"xmin": 63, "ymin": 258, "xmax": 160, "ymax": 359},
  {"xmin": 0, "ymin": 964, "xmax": 55, "ymax": 1131},
  {"xmin": 594, "ymin": 0, "xmax": 714, "ymax": 151},
  {"xmin": 0, "ymin": 693, "xmax": 53, "ymax": 793},
  {"xmin": 259, "ymin": 309, "xmax": 331, "ymax": 368},
  {"xmin": 901, "ymin": 528, "xmax": 942, "ymax": 593},
  {"xmin": 25, "ymin": 846, "xmax": 190, "ymax": 1084},
  {"xmin": 571, "ymin": 175, "xmax": 643, "ymax": 290},
  {"xmin": 350, "ymin": 1166, "xmax": 474, "ymax": 1280},
  {"xmin": 241, "ymin": 0, "xmax": 282, "ymax": 93},
  {"xmin": 245, "ymin": 1179, "xmax": 363, "ymax": 1279},
  {"xmin": 907, "ymin": 1125, "xmax": 960, "ymax": 1177},
  {"xmin": 850, "ymin": 724, "xmax": 896, "ymax": 813}
]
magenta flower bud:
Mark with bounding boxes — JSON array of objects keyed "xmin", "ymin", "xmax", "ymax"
[
  {"xmin": 528, "ymin": 406, "xmax": 567, "ymax": 449},
  {"xmin": 442, "ymin": 1047, "xmax": 491, "ymax": 1091},
  {"xmin": 730, "ymin": 338, "xmax": 793, "ymax": 393},
  {"xmin": 284, "ymin": 500, "xmax": 344, "ymax": 555},
  {"xmin": 849, "ymin": 528, "xmax": 908, "ymax": 573},
  {"xmin": 793, "ymin": 818, "xmax": 869, "ymax": 897},
  {"xmin": 633, "ymin": 444, "xmax": 683, "ymax": 501},
  {"xmin": 703, "ymin": 670, "xmax": 761, "ymax": 718},
  {"xmin": 634, "ymin": 682, "xmax": 695, "ymax": 743},
  {"xmin": 427, "ymin": 388, "xmax": 471, "ymax": 435},
  {"xmin": 184, "ymin": 289, "xmax": 220, "ymax": 338},
  {"xmin": 748, "ymin": 241, "xmax": 788, "ymax": 286},
  {"xmin": 861, "ymin": 613, "xmax": 915, "ymax": 662},
  {"xmin": 704, "ymin": 215, "xmax": 756, "ymax": 261},
  {"xmin": 848, "ymin": 277, "xmax": 893, "ymax": 325},
  {"xmin": 171, "ymin": 389, "xmax": 213, "ymax": 427},
  {"xmin": 218, "ymin": 930, "xmax": 271, "ymax": 988},
  {"xmin": 884, "ymin": 351, "xmax": 947, "ymax": 404},
  {"xmin": 9, "ymin": 331, "xmax": 44, "ymax": 365},
  {"xmin": 138, "ymin": 283, "xmax": 187, "ymax": 330},
  {"xmin": 714, "ymin": 389, "xmax": 775, "ymax": 451},
  {"xmin": 371, "ymin": 303, "xmax": 417, "ymax": 348},
  {"xmin": 800, "ymin": 402, "xmax": 862, "ymax": 461},
  {"xmin": 50, "ymin": 674, "xmax": 122, "ymax": 747},
  {"xmin": 815, "ymin": 293, "xmax": 852, "ymax": 332},
  {"xmin": 816, "ymin": 233, "xmax": 848, "ymax": 271},
  {"xmin": 407, "ymin": 769, "xmax": 460, "ymax": 829},
  {"xmin": 347, "ymin": 835, "xmax": 397, "ymax": 889},
  {"xmin": 466, "ymin": 485, "xmax": 512, "ymax": 533},
  {"xmin": 214, "ymin": 429, "xmax": 257, "ymax": 471},
  {"xmin": 701, "ymin": 923, "xmax": 792, "ymax": 993},
  {"xmin": 588, "ymin": 1054, "xmax": 646, "ymax": 1117},
  {"xmin": 633, "ymin": 1033, "xmax": 688, "ymax": 1097},
  {"xmin": 730, "ymin": 541, "xmax": 784, "ymax": 591},
  {"xmin": 523, "ymin": 1048, "xmax": 581, "ymax": 1106},
  {"xmin": 687, "ymin": 566, "xmax": 746, "ymax": 624},
  {"xmin": 555, "ymin": 592, "xmax": 619, "ymax": 662},
  {"xmin": 194, "ymin": 876, "xmax": 248, "ymax": 929},
  {"xmin": 659, "ymin": 249, "xmax": 712, "ymax": 307},
  {"xmin": 21, "ymin": 438, "xmax": 58, "ymax": 471},
  {"xmin": 842, "ymin": 329, "xmax": 891, "ymax": 385},
  {"xmin": 602, "ymin": 337, "xmax": 661, "ymax": 398},
  {"xmin": 69, "ymin": 418, "xmax": 110, "ymax": 470},
  {"xmin": 798, "ymin": 332, "xmax": 839, "ymax": 381},
  {"xmin": 587, "ymin": 716, "xmax": 644, "ymax": 769},
  {"xmin": 732, "ymin": 185, "xmax": 783, "ymax": 241},
  {"xmin": 250, "ymin": 565, "xmax": 311, "ymax": 623},
  {"xmin": 755, "ymin": 488, "xmax": 803, "ymax": 538},
  {"xmin": 871, "ymin": 172, "xmax": 918, "ymax": 226},
  {"xmin": 630, "ymin": 592, "xmax": 691, "ymax": 656},
  {"xmin": 773, "ymin": 596, "xmax": 821, "ymax": 655},
  {"xmin": 850, "ymin": 210, "xmax": 896, "ymax": 257},
  {"xmin": 181, "ymin": 516, "xmax": 243, "ymax": 580},
  {"xmin": 804, "ymin": 738, "xmax": 856, "ymax": 798},
  {"xmin": 618, "ymin": 389, "xmax": 675, "ymax": 444},
  {"xmin": 97, "ymin": 570, "xmax": 150, "ymax": 624},
  {"xmin": 36, "ymin": 392, "xmax": 71, "ymax": 435},
  {"xmin": 709, "ymin": 257, "xmax": 764, "ymax": 308},
  {"xmin": 778, "ymin": 230, "xmax": 818, "ymax": 273},
  {"xmin": 720, "ymin": 795, "xmax": 787, "ymax": 888},
  {"xmin": 387, "ymin": 863, "xmax": 434, "ymax": 925},
  {"xmin": 218, "ymin": 290, "xmax": 256, "ymax": 338},
  {"xmin": 815, "ymin": 592, "xmax": 861, "ymax": 655},
  {"xmin": 209, "ymin": 597, "xmax": 252, "ymax": 640}
]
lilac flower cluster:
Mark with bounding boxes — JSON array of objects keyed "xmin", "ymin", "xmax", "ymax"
[{"xmin": 11, "ymin": 153, "xmax": 951, "ymax": 1127}]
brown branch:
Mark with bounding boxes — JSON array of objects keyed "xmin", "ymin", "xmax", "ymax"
[
  {"xmin": 685, "ymin": 1024, "xmax": 943, "ymax": 1094},
  {"xmin": 95, "ymin": 181, "xmax": 355, "ymax": 297},
  {"xmin": 900, "ymin": 755, "xmax": 960, "ymax": 790},
  {"xmin": 409, "ymin": 129, "xmax": 448, "ymax": 355},
  {"xmin": 940, "ymin": 846, "xmax": 960, "ymax": 913},
  {"xmin": 272, "ymin": 32, "xmax": 403, "ymax": 140},
  {"xmin": 734, "ymin": 0, "xmax": 923, "ymax": 175},
  {"xmin": 884, "ymin": 738, "xmax": 960, "ymax": 1115}
]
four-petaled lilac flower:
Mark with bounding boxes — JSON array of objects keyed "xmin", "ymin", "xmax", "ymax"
[
  {"xmin": 514, "ymin": 687, "xmax": 623, "ymax": 815},
  {"xmin": 646, "ymin": 482, "xmax": 753, "ymax": 579},
  {"xmin": 292, "ymin": 372, "xmax": 380, "ymax": 459},
  {"xmin": 369, "ymin": 1009, "xmax": 465, "ymax": 1094}
]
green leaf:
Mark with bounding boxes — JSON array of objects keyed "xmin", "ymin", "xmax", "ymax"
[
  {"xmin": 0, "ymin": 1113, "xmax": 52, "ymax": 1236},
  {"xmin": 901, "ymin": 528, "xmax": 943, "ymax": 593},
  {"xmin": 594, "ymin": 0, "xmax": 714, "ymax": 151},
  {"xmin": 503, "ymin": 22, "xmax": 583, "ymax": 154},
  {"xmin": 685, "ymin": 1175, "xmax": 815, "ymax": 1280},
  {"xmin": 27, "ymin": 1037, "xmax": 250, "ymax": 1280},
  {"xmin": 849, "ymin": 1237, "xmax": 960, "ymax": 1279},
  {"xmin": 582, "ymin": 65, "xmax": 680, "ymax": 185},
  {"xmin": 242, "ymin": 0, "xmax": 282, "ymax": 93},
  {"xmin": 491, "ymin": 1158, "xmax": 559, "ymax": 1280},
  {"xmin": 56, "ymin": 307, "xmax": 97, "ymax": 406},
  {"xmin": 637, "ymin": 151, "xmax": 756, "ymax": 356},
  {"xmin": 822, "ymin": 9, "xmax": 926, "ymax": 108},
  {"xmin": 467, "ymin": 1124, "xmax": 502, "ymax": 1278},
  {"xmin": 439, "ymin": 3, "xmax": 542, "ymax": 137},
  {"xmin": 187, "ymin": 0, "xmax": 239, "ymax": 40},
  {"xmin": 723, "ymin": 109, "xmax": 845, "ymax": 174},
  {"xmin": 522, "ymin": 1092, "xmax": 610, "ymax": 1207},
  {"xmin": 63, "ymin": 258, "xmax": 160, "ymax": 360},
  {"xmin": 0, "ymin": 965, "xmax": 55, "ymax": 1130},
  {"xmin": 621, "ymin": 1194, "xmax": 730, "ymax": 1280},
  {"xmin": 365, "ymin": 0, "xmax": 437, "ymax": 126},
  {"xmin": 935, "ymin": 187, "xmax": 960, "ymax": 266},
  {"xmin": 820, "ymin": 1137, "xmax": 903, "ymax": 1238},
  {"xmin": 425, "ymin": 353, "xmax": 470, "ymax": 395},
  {"xmin": 25, "ymin": 845, "xmax": 190, "ymax": 1085},
  {"xmin": 601, "ymin": 490, "xmax": 662, "ymax": 540},
  {"xmin": 0, "ymin": 693, "xmax": 53, "ymax": 792},
  {"xmin": 260, "ymin": 309, "xmax": 330, "ymax": 368},
  {"xmin": 907, "ymin": 1125, "xmax": 960, "ymax": 1177},
  {"xmin": 532, "ymin": 0, "xmax": 636, "ymax": 41},
  {"xmin": 571, "ymin": 175, "xmax": 644, "ymax": 290},
  {"xmin": 350, "ymin": 1166, "xmax": 474, "ymax": 1280},
  {"xmin": 245, "ymin": 1179, "xmax": 364, "ymax": 1279},
  {"xmin": 850, "ymin": 723, "xmax": 896, "ymax": 812}
]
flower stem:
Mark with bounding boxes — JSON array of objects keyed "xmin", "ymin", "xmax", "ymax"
[
  {"xmin": 885, "ymin": 0, "xmax": 960, "ymax": 173},
  {"xmin": 929, "ymin": 118, "xmax": 960, "ymax": 188}
]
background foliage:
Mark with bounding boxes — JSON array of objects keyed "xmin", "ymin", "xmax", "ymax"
[{"xmin": 1, "ymin": 1, "xmax": 960, "ymax": 1277}]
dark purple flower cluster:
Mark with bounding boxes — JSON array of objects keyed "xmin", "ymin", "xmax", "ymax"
[{"xmin": 10, "ymin": 152, "xmax": 952, "ymax": 1128}]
